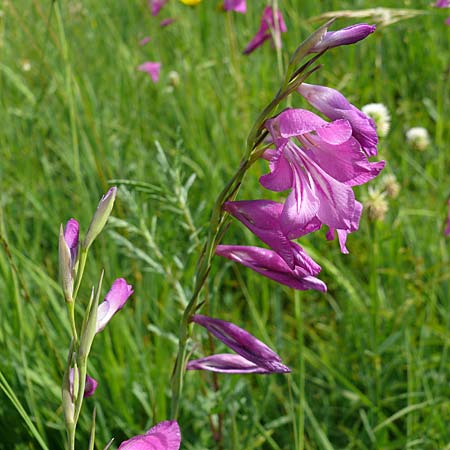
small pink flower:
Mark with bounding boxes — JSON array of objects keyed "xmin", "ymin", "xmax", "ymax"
[
  {"xmin": 160, "ymin": 18, "xmax": 175, "ymax": 27},
  {"xmin": 148, "ymin": 0, "xmax": 169, "ymax": 16},
  {"xmin": 223, "ymin": 0, "xmax": 246, "ymax": 13},
  {"xmin": 118, "ymin": 421, "xmax": 181, "ymax": 450},
  {"xmin": 138, "ymin": 62, "xmax": 161, "ymax": 82},
  {"xmin": 139, "ymin": 36, "xmax": 151, "ymax": 46}
]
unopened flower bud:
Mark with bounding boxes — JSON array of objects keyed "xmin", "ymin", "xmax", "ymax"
[
  {"xmin": 380, "ymin": 174, "xmax": 400, "ymax": 199},
  {"xmin": 361, "ymin": 103, "xmax": 390, "ymax": 137},
  {"xmin": 83, "ymin": 187, "xmax": 117, "ymax": 250},
  {"xmin": 58, "ymin": 219, "xmax": 79, "ymax": 302},
  {"xmin": 405, "ymin": 127, "xmax": 430, "ymax": 151},
  {"xmin": 365, "ymin": 187, "xmax": 388, "ymax": 222}
]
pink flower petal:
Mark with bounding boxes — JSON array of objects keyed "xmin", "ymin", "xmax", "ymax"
[
  {"xmin": 118, "ymin": 421, "xmax": 181, "ymax": 450},
  {"xmin": 138, "ymin": 62, "xmax": 161, "ymax": 83}
]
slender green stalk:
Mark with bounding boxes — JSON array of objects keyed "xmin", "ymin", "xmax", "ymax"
[{"xmin": 294, "ymin": 292, "xmax": 305, "ymax": 450}]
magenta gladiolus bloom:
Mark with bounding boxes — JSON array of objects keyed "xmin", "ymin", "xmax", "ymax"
[
  {"xmin": 216, "ymin": 245, "xmax": 327, "ymax": 291},
  {"xmin": 96, "ymin": 278, "xmax": 133, "ymax": 333},
  {"xmin": 148, "ymin": 0, "xmax": 169, "ymax": 16},
  {"xmin": 261, "ymin": 109, "xmax": 384, "ymax": 248},
  {"xmin": 118, "ymin": 421, "xmax": 181, "ymax": 450},
  {"xmin": 298, "ymin": 83, "xmax": 379, "ymax": 157},
  {"xmin": 187, "ymin": 314, "xmax": 291, "ymax": 374},
  {"xmin": 445, "ymin": 200, "xmax": 450, "ymax": 236},
  {"xmin": 224, "ymin": 200, "xmax": 321, "ymax": 272},
  {"xmin": 243, "ymin": 6, "xmax": 287, "ymax": 55},
  {"xmin": 138, "ymin": 62, "xmax": 161, "ymax": 82},
  {"xmin": 69, "ymin": 369, "xmax": 98, "ymax": 398},
  {"xmin": 309, "ymin": 24, "xmax": 376, "ymax": 53},
  {"xmin": 223, "ymin": 0, "xmax": 246, "ymax": 13},
  {"xmin": 435, "ymin": 0, "xmax": 450, "ymax": 7}
]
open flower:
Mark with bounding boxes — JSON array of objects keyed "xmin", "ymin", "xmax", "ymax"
[
  {"xmin": 96, "ymin": 278, "xmax": 134, "ymax": 333},
  {"xmin": 118, "ymin": 421, "xmax": 181, "ymax": 450},
  {"xmin": 216, "ymin": 245, "xmax": 326, "ymax": 291},
  {"xmin": 138, "ymin": 62, "xmax": 161, "ymax": 82},
  {"xmin": 187, "ymin": 314, "xmax": 291, "ymax": 374},
  {"xmin": 243, "ymin": 6, "xmax": 287, "ymax": 55},
  {"xmin": 223, "ymin": 0, "xmax": 246, "ymax": 13},
  {"xmin": 224, "ymin": 200, "xmax": 321, "ymax": 272},
  {"xmin": 260, "ymin": 109, "xmax": 384, "ymax": 250},
  {"xmin": 309, "ymin": 24, "xmax": 375, "ymax": 53},
  {"xmin": 297, "ymin": 83, "xmax": 379, "ymax": 157}
]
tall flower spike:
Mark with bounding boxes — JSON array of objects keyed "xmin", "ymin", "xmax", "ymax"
[
  {"xmin": 309, "ymin": 23, "xmax": 376, "ymax": 53},
  {"xmin": 118, "ymin": 421, "xmax": 181, "ymax": 450},
  {"xmin": 223, "ymin": 0, "xmax": 246, "ymax": 13},
  {"xmin": 216, "ymin": 245, "xmax": 327, "ymax": 291},
  {"xmin": 243, "ymin": 6, "xmax": 287, "ymax": 55},
  {"xmin": 297, "ymin": 83, "xmax": 379, "ymax": 157},
  {"xmin": 224, "ymin": 200, "xmax": 321, "ymax": 273},
  {"xmin": 261, "ymin": 108, "xmax": 384, "ymax": 250},
  {"xmin": 187, "ymin": 314, "xmax": 291, "ymax": 374},
  {"xmin": 96, "ymin": 278, "xmax": 134, "ymax": 333}
]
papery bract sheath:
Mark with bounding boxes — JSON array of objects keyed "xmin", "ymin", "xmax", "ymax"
[
  {"xmin": 118, "ymin": 420, "xmax": 181, "ymax": 450},
  {"xmin": 83, "ymin": 187, "xmax": 117, "ymax": 250},
  {"xmin": 309, "ymin": 24, "xmax": 376, "ymax": 53},
  {"xmin": 96, "ymin": 278, "xmax": 134, "ymax": 333},
  {"xmin": 216, "ymin": 244, "xmax": 327, "ymax": 291},
  {"xmin": 191, "ymin": 314, "xmax": 291, "ymax": 373}
]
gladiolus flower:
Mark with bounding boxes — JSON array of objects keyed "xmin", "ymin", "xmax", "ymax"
[
  {"xmin": 297, "ymin": 83, "xmax": 379, "ymax": 157},
  {"xmin": 260, "ymin": 109, "xmax": 384, "ymax": 249},
  {"xmin": 139, "ymin": 36, "xmax": 151, "ymax": 46},
  {"xmin": 148, "ymin": 0, "xmax": 168, "ymax": 16},
  {"xmin": 96, "ymin": 278, "xmax": 134, "ymax": 333},
  {"xmin": 138, "ymin": 62, "xmax": 161, "ymax": 82},
  {"xmin": 187, "ymin": 314, "xmax": 291, "ymax": 373},
  {"xmin": 243, "ymin": 6, "xmax": 287, "ymax": 55},
  {"xmin": 224, "ymin": 200, "xmax": 321, "ymax": 272},
  {"xmin": 309, "ymin": 24, "xmax": 375, "ymax": 53},
  {"xmin": 118, "ymin": 421, "xmax": 181, "ymax": 450},
  {"xmin": 223, "ymin": 0, "xmax": 246, "ymax": 13},
  {"xmin": 216, "ymin": 245, "xmax": 327, "ymax": 291}
]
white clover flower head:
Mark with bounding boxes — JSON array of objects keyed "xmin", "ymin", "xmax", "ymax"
[
  {"xmin": 361, "ymin": 103, "xmax": 391, "ymax": 137},
  {"xmin": 380, "ymin": 173, "xmax": 400, "ymax": 199},
  {"xmin": 365, "ymin": 186, "xmax": 388, "ymax": 222},
  {"xmin": 405, "ymin": 127, "xmax": 430, "ymax": 151},
  {"xmin": 168, "ymin": 70, "xmax": 180, "ymax": 87},
  {"xmin": 21, "ymin": 60, "xmax": 31, "ymax": 72}
]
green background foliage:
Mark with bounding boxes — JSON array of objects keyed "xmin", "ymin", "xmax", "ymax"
[{"xmin": 0, "ymin": 0, "xmax": 448, "ymax": 448}]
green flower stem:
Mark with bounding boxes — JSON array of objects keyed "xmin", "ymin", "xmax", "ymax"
[
  {"xmin": 73, "ymin": 248, "xmax": 88, "ymax": 302},
  {"xmin": 67, "ymin": 302, "xmax": 78, "ymax": 343}
]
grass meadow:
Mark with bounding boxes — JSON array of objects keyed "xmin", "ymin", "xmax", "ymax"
[{"xmin": 0, "ymin": 0, "xmax": 449, "ymax": 448}]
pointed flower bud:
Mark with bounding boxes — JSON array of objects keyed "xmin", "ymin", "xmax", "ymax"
[
  {"xmin": 83, "ymin": 187, "xmax": 117, "ymax": 250},
  {"xmin": 96, "ymin": 278, "xmax": 133, "ymax": 333},
  {"xmin": 59, "ymin": 219, "xmax": 79, "ymax": 302},
  {"xmin": 188, "ymin": 314, "xmax": 291, "ymax": 374},
  {"xmin": 216, "ymin": 245, "xmax": 327, "ymax": 291},
  {"xmin": 118, "ymin": 420, "xmax": 181, "ymax": 450},
  {"xmin": 309, "ymin": 24, "xmax": 376, "ymax": 53}
]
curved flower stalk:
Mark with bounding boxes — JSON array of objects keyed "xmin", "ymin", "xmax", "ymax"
[
  {"xmin": 297, "ymin": 83, "xmax": 379, "ymax": 157},
  {"xmin": 243, "ymin": 6, "xmax": 287, "ymax": 55},
  {"xmin": 216, "ymin": 245, "xmax": 327, "ymax": 291},
  {"xmin": 187, "ymin": 315, "xmax": 291, "ymax": 373},
  {"xmin": 118, "ymin": 421, "xmax": 181, "ymax": 450}
]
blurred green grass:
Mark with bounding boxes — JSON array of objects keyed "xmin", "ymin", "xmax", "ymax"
[{"xmin": 0, "ymin": 0, "xmax": 449, "ymax": 448}]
